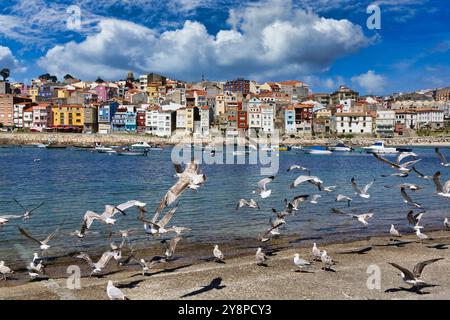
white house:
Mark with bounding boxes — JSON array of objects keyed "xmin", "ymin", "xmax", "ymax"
[
  {"xmin": 145, "ymin": 106, "xmax": 176, "ymax": 137},
  {"xmin": 394, "ymin": 110, "xmax": 417, "ymax": 129},
  {"xmin": 334, "ymin": 112, "xmax": 373, "ymax": 135},
  {"xmin": 416, "ymin": 108, "xmax": 444, "ymax": 130},
  {"xmin": 260, "ymin": 105, "xmax": 274, "ymax": 133},
  {"xmin": 248, "ymin": 104, "xmax": 261, "ymax": 131},
  {"xmin": 375, "ymin": 110, "xmax": 395, "ymax": 137}
]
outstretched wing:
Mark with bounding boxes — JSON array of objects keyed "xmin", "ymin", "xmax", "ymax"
[
  {"xmin": 257, "ymin": 176, "xmax": 275, "ymax": 190},
  {"xmin": 433, "ymin": 172, "xmax": 444, "ymax": 193},
  {"xmin": 413, "ymin": 258, "xmax": 444, "ymax": 278},
  {"xmin": 373, "ymin": 153, "xmax": 400, "ymax": 169},
  {"xmin": 351, "ymin": 178, "xmax": 362, "ymax": 194},
  {"xmin": 158, "ymin": 205, "xmax": 178, "ymax": 228},
  {"xmin": 388, "ymin": 263, "xmax": 415, "ymax": 281},
  {"xmin": 18, "ymin": 227, "xmax": 42, "ymax": 245},
  {"xmin": 363, "ymin": 180, "xmax": 375, "ymax": 193},
  {"xmin": 435, "ymin": 148, "xmax": 447, "ymax": 164},
  {"xmin": 76, "ymin": 252, "xmax": 94, "ymax": 268}
]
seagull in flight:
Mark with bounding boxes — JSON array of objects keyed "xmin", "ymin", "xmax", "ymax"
[
  {"xmin": 332, "ymin": 208, "xmax": 374, "ymax": 226},
  {"xmin": 335, "ymin": 194, "xmax": 352, "ymax": 207},
  {"xmin": 310, "ymin": 194, "xmax": 322, "ymax": 204},
  {"xmin": 351, "ymin": 178, "xmax": 374, "ymax": 199},
  {"xmin": 139, "ymin": 205, "xmax": 178, "ymax": 236},
  {"xmin": 253, "ymin": 176, "xmax": 275, "ymax": 199},
  {"xmin": 396, "ymin": 152, "xmax": 418, "ymax": 164},
  {"xmin": 287, "ymin": 164, "xmax": 310, "ymax": 175},
  {"xmin": 162, "ymin": 235, "xmax": 182, "ymax": 260},
  {"xmin": 407, "ymin": 210, "xmax": 425, "ymax": 228},
  {"xmin": 412, "ymin": 166, "xmax": 432, "ymax": 180},
  {"xmin": 77, "ymin": 200, "xmax": 146, "ymax": 238},
  {"xmin": 18, "ymin": 225, "xmax": 61, "ymax": 253},
  {"xmin": 236, "ymin": 199, "xmax": 260, "ymax": 211},
  {"xmin": 156, "ymin": 162, "xmax": 206, "ymax": 214},
  {"xmin": 13, "ymin": 198, "xmax": 45, "ymax": 221},
  {"xmin": 389, "ymin": 258, "xmax": 443, "ymax": 292},
  {"xmin": 76, "ymin": 251, "xmax": 116, "ymax": 277},
  {"xmin": 373, "ymin": 153, "xmax": 421, "ymax": 173},
  {"xmin": 401, "ymin": 187, "xmax": 422, "ymax": 208},
  {"xmin": 435, "ymin": 148, "xmax": 450, "ymax": 167},
  {"xmin": 285, "ymin": 195, "xmax": 309, "ymax": 211},
  {"xmin": 432, "ymin": 171, "xmax": 450, "ymax": 198},
  {"xmin": 290, "ymin": 175, "xmax": 323, "ymax": 190}
]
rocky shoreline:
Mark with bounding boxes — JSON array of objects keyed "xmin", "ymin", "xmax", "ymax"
[{"xmin": 1, "ymin": 132, "xmax": 450, "ymax": 147}]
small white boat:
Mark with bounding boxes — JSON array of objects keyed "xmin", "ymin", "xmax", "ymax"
[
  {"xmin": 33, "ymin": 143, "xmax": 47, "ymax": 148},
  {"xmin": 291, "ymin": 145, "xmax": 303, "ymax": 150},
  {"xmin": 328, "ymin": 142, "xmax": 353, "ymax": 152},
  {"xmin": 363, "ymin": 141, "xmax": 398, "ymax": 154},
  {"xmin": 130, "ymin": 141, "xmax": 151, "ymax": 150},
  {"xmin": 303, "ymin": 146, "xmax": 332, "ymax": 155},
  {"xmin": 95, "ymin": 146, "xmax": 115, "ymax": 153}
]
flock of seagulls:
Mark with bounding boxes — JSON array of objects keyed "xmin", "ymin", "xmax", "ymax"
[{"xmin": 1, "ymin": 146, "xmax": 450, "ymax": 298}]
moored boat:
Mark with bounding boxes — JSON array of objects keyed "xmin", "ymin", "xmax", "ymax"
[
  {"xmin": 116, "ymin": 149, "xmax": 148, "ymax": 156},
  {"xmin": 303, "ymin": 146, "xmax": 332, "ymax": 155},
  {"xmin": 328, "ymin": 142, "xmax": 353, "ymax": 152},
  {"xmin": 363, "ymin": 141, "xmax": 398, "ymax": 154},
  {"xmin": 130, "ymin": 141, "xmax": 151, "ymax": 150}
]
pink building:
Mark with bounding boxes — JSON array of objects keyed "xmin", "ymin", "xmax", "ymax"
[{"xmin": 32, "ymin": 103, "xmax": 53, "ymax": 131}]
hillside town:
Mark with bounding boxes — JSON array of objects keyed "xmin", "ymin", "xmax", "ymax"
[{"xmin": 1, "ymin": 69, "xmax": 450, "ymax": 139}]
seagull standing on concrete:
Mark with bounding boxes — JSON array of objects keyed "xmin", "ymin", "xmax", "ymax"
[
  {"xmin": 213, "ymin": 245, "xmax": 225, "ymax": 262},
  {"xmin": 256, "ymin": 248, "xmax": 267, "ymax": 266},
  {"xmin": 444, "ymin": 218, "xmax": 450, "ymax": 230},
  {"xmin": 390, "ymin": 224, "xmax": 402, "ymax": 240},
  {"xmin": 293, "ymin": 254, "xmax": 311, "ymax": 272},
  {"xmin": 0, "ymin": 261, "xmax": 13, "ymax": 280},
  {"xmin": 321, "ymin": 250, "xmax": 335, "ymax": 271},
  {"xmin": 107, "ymin": 281, "xmax": 129, "ymax": 300},
  {"xmin": 312, "ymin": 243, "xmax": 323, "ymax": 261}
]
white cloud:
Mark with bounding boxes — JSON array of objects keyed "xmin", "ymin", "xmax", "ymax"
[
  {"xmin": 0, "ymin": 46, "xmax": 26, "ymax": 74},
  {"xmin": 38, "ymin": 0, "xmax": 371, "ymax": 81},
  {"xmin": 351, "ymin": 70, "xmax": 386, "ymax": 94}
]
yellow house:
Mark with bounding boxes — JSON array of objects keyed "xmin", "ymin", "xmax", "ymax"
[
  {"xmin": 146, "ymin": 83, "xmax": 159, "ymax": 101},
  {"xmin": 52, "ymin": 105, "xmax": 84, "ymax": 128},
  {"xmin": 28, "ymin": 88, "xmax": 39, "ymax": 102},
  {"xmin": 56, "ymin": 88, "xmax": 70, "ymax": 99}
]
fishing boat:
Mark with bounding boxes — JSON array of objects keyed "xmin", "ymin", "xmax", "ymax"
[
  {"xmin": 303, "ymin": 146, "xmax": 332, "ymax": 155},
  {"xmin": 363, "ymin": 141, "xmax": 398, "ymax": 154},
  {"xmin": 328, "ymin": 142, "xmax": 353, "ymax": 152}
]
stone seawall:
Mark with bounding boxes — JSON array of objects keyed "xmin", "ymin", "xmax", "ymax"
[{"xmin": 1, "ymin": 132, "xmax": 450, "ymax": 147}]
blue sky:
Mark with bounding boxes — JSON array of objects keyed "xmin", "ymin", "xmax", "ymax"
[{"xmin": 0, "ymin": 0, "xmax": 449, "ymax": 95}]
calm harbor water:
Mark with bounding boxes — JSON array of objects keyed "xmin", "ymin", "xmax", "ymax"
[{"xmin": 1, "ymin": 145, "xmax": 450, "ymax": 264}]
